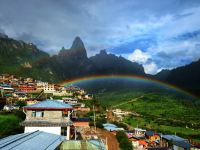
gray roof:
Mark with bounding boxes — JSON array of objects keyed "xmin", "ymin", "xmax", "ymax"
[
  {"xmin": 162, "ymin": 135, "xmax": 193, "ymax": 149},
  {"xmin": 24, "ymin": 100, "xmax": 73, "ymax": 109},
  {"xmin": 162, "ymin": 135, "xmax": 187, "ymax": 142},
  {"xmin": 173, "ymin": 140, "xmax": 193, "ymax": 149},
  {"xmin": 0, "ymin": 131, "xmax": 65, "ymax": 150}
]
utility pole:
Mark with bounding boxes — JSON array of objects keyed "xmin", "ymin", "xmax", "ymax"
[{"xmin": 93, "ymin": 105, "xmax": 96, "ymax": 133}]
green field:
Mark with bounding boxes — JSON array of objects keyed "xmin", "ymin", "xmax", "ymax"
[
  {"xmin": 96, "ymin": 91, "xmax": 200, "ymax": 140},
  {"xmin": 0, "ymin": 111, "xmax": 25, "ymax": 138}
]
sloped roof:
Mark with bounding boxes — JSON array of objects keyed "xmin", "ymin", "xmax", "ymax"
[
  {"xmin": 24, "ymin": 100, "xmax": 73, "ymax": 110},
  {"xmin": 162, "ymin": 135, "xmax": 186, "ymax": 142},
  {"xmin": 72, "ymin": 117, "xmax": 90, "ymax": 122},
  {"xmin": 145, "ymin": 130, "xmax": 155, "ymax": 136},
  {"xmin": 103, "ymin": 123, "xmax": 117, "ymax": 128},
  {"xmin": 0, "ymin": 131, "xmax": 65, "ymax": 150},
  {"xmin": 162, "ymin": 135, "xmax": 193, "ymax": 149}
]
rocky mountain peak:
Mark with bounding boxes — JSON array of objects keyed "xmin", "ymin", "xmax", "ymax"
[
  {"xmin": 59, "ymin": 36, "xmax": 87, "ymax": 59},
  {"xmin": 99, "ymin": 49, "xmax": 107, "ymax": 55},
  {"xmin": 70, "ymin": 36, "xmax": 87, "ymax": 58}
]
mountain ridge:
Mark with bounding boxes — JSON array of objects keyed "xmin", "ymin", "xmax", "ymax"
[
  {"xmin": 0, "ymin": 34, "xmax": 200, "ymax": 96},
  {"xmin": 0, "ymin": 34, "xmax": 146, "ymax": 82}
]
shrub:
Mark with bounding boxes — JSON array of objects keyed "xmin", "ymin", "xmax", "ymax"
[{"xmin": 116, "ymin": 131, "xmax": 133, "ymax": 150}]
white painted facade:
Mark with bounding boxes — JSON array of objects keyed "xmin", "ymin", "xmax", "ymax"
[
  {"xmin": 43, "ymin": 84, "xmax": 56, "ymax": 93},
  {"xmin": 25, "ymin": 126, "xmax": 61, "ymax": 135}
]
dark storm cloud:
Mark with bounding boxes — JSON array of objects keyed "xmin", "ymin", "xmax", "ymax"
[{"xmin": 0, "ymin": 0, "xmax": 200, "ymax": 73}]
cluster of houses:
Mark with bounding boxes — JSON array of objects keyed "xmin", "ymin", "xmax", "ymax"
[
  {"xmin": 0, "ymin": 74, "xmax": 93, "ymax": 111},
  {"xmin": 106, "ymin": 109, "xmax": 132, "ymax": 122},
  {"xmin": 103, "ymin": 123, "xmax": 200, "ymax": 150},
  {"xmin": 0, "ymin": 99, "xmax": 106, "ymax": 150}
]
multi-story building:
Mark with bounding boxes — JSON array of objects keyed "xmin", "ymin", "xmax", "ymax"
[
  {"xmin": 22, "ymin": 100, "xmax": 73, "ymax": 140},
  {"xmin": 43, "ymin": 84, "xmax": 56, "ymax": 93},
  {"xmin": 36, "ymin": 81, "xmax": 48, "ymax": 91},
  {"xmin": 18, "ymin": 84, "xmax": 36, "ymax": 93}
]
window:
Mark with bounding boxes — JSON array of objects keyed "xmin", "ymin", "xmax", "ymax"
[
  {"xmin": 32, "ymin": 110, "xmax": 44, "ymax": 118},
  {"xmin": 61, "ymin": 127, "xmax": 67, "ymax": 136}
]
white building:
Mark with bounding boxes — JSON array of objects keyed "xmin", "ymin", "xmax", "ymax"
[
  {"xmin": 22, "ymin": 100, "xmax": 73, "ymax": 140},
  {"xmin": 43, "ymin": 84, "xmax": 56, "ymax": 93}
]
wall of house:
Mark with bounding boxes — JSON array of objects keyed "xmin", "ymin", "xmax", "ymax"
[
  {"xmin": 25, "ymin": 110, "xmax": 63, "ymax": 122},
  {"xmin": 173, "ymin": 145, "xmax": 184, "ymax": 150},
  {"xmin": 25, "ymin": 126, "xmax": 61, "ymax": 135}
]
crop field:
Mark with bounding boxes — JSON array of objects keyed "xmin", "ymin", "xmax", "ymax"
[{"xmin": 96, "ymin": 90, "xmax": 200, "ymax": 140}]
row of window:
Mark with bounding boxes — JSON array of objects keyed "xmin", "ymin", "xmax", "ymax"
[
  {"xmin": 31, "ymin": 111, "xmax": 69, "ymax": 118},
  {"xmin": 32, "ymin": 110, "xmax": 44, "ymax": 117}
]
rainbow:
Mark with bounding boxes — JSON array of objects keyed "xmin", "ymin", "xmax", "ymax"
[{"xmin": 60, "ymin": 74, "xmax": 197, "ymax": 98}]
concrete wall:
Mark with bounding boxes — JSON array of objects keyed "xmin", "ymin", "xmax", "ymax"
[
  {"xmin": 26, "ymin": 110, "xmax": 63, "ymax": 122},
  {"xmin": 25, "ymin": 126, "xmax": 61, "ymax": 135},
  {"xmin": 173, "ymin": 145, "xmax": 184, "ymax": 150}
]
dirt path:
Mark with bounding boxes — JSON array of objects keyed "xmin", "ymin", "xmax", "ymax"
[
  {"xmin": 96, "ymin": 128, "xmax": 120, "ymax": 150},
  {"xmin": 112, "ymin": 95, "xmax": 143, "ymax": 108}
]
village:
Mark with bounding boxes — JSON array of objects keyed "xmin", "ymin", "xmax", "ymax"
[{"xmin": 0, "ymin": 74, "xmax": 199, "ymax": 150}]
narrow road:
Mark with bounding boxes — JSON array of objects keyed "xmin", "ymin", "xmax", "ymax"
[
  {"xmin": 112, "ymin": 95, "xmax": 143, "ymax": 108},
  {"xmin": 96, "ymin": 128, "xmax": 120, "ymax": 150}
]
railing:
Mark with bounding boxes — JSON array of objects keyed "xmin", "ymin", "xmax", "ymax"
[{"xmin": 22, "ymin": 117, "xmax": 73, "ymax": 127}]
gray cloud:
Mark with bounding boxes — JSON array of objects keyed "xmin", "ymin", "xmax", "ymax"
[{"xmin": 1, "ymin": 0, "xmax": 200, "ymax": 73}]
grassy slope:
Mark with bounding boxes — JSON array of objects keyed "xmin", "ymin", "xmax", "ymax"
[
  {"xmin": 96, "ymin": 91, "xmax": 200, "ymax": 139},
  {"xmin": 0, "ymin": 111, "xmax": 25, "ymax": 138}
]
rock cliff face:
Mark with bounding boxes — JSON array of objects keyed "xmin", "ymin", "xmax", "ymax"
[
  {"xmin": 90, "ymin": 49, "xmax": 145, "ymax": 75},
  {"xmin": 154, "ymin": 59, "xmax": 200, "ymax": 96},
  {"xmin": 58, "ymin": 36, "xmax": 87, "ymax": 59},
  {"xmin": 0, "ymin": 34, "xmax": 49, "ymax": 77}
]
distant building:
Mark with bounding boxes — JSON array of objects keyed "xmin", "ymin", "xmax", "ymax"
[
  {"xmin": 134, "ymin": 128, "xmax": 146, "ymax": 137},
  {"xmin": 63, "ymin": 98, "xmax": 78, "ymax": 104},
  {"xmin": 84, "ymin": 94, "xmax": 93, "ymax": 100},
  {"xmin": 26, "ymin": 100, "xmax": 40, "ymax": 105},
  {"xmin": 13, "ymin": 92, "xmax": 28, "ymax": 100},
  {"xmin": 43, "ymin": 84, "xmax": 55, "ymax": 93},
  {"xmin": 103, "ymin": 123, "xmax": 124, "ymax": 132},
  {"xmin": 145, "ymin": 130, "xmax": 160, "ymax": 142},
  {"xmin": 162, "ymin": 134, "xmax": 194, "ymax": 150},
  {"xmin": 36, "ymin": 81, "xmax": 48, "ymax": 91},
  {"xmin": 18, "ymin": 84, "xmax": 36, "ymax": 93}
]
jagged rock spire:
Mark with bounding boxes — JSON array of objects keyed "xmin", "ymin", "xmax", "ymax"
[{"xmin": 70, "ymin": 36, "xmax": 87, "ymax": 58}]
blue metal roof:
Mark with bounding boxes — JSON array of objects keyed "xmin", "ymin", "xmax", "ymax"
[
  {"xmin": 103, "ymin": 123, "xmax": 123, "ymax": 131},
  {"xmin": 162, "ymin": 135, "xmax": 193, "ymax": 149},
  {"xmin": 24, "ymin": 100, "xmax": 73, "ymax": 109},
  {"xmin": 0, "ymin": 131, "xmax": 65, "ymax": 150},
  {"xmin": 103, "ymin": 123, "xmax": 117, "ymax": 128},
  {"xmin": 162, "ymin": 135, "xmax": 187, "ymax": 142}
]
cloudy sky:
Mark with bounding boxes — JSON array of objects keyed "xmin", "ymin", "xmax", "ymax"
[{"xmin": 0, "ymin": 0, "xmax": 200, "ymax": 74}]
